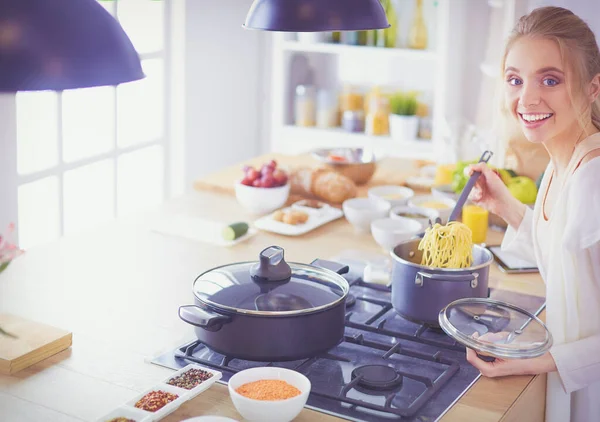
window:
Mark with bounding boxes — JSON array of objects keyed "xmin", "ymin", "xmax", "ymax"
[{"xmin": 13, "ymin": 0, "xmax": 180, "ymax": 249}]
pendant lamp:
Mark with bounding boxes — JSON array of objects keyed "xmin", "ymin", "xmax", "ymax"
[
  {"xmin": 0, "ymin": 0, "xmax": 144, "ymax": 92},
  {"xmin": 244, "ymin": 0, "xmax": 390, "ymax": 32}
]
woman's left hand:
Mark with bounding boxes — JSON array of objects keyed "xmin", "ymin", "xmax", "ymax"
[{"xmin": 466, "ymin": 348, "xmax": 557, "ymax": 377}]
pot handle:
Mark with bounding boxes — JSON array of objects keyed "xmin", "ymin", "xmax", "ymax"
[
  {"xmin": 178, "ymin": 305, "xmax": 231, "ymax": 332},
  {"xmin": 415, "ymin": 271, "xmax": 479, "ymax": 288},
  {"xmin": 310, "ymin": 259, "xmax": 350, "ymax": 275}
]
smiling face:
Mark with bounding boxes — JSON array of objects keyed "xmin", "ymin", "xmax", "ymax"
[{"xmin": 504, "ymin": 37, "xmax": 586, "ymax": 144}]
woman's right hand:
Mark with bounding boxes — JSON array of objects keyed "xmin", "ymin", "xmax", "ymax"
[{"xmin": 466, "ymin": 163, "xmax": 520, "ymax": 220}]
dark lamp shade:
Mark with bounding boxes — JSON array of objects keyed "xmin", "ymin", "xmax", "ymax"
[
  {"xmin": 244, "ymin": 0, "xmax": 390, "ymax": 32},
  {"xmin": 0, "ymin": 0, "xmax": 145, "ymax": 92}
]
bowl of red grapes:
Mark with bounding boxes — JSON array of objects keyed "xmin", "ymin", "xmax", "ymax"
[{"xmin": 235, "ymin": 160, "xmax": 290, "ymax": 214}]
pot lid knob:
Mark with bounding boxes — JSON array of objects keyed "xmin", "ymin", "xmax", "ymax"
[{"xmin": 250, "ymin": 246, "xmax": 292, "ymax": 282}]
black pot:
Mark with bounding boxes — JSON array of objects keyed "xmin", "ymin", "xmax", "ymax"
[
  {"xmin": 178, "ymin": 246, "xmax": 350, "ymax": 362},
  {"xmin": 390, "ymin": 239, "xmax": 493, "ymax": 326}
]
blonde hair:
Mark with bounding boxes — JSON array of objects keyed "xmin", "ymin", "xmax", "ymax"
[{"xmin": 500, "ymin": 6, "xmax": 600, "ymax": 132}]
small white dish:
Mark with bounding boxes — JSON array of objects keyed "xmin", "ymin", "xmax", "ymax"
[
  {"xmin": 367, "ymin": 185, "xmax": 414, "ymax": 208},
  {"xmin": 126, "ymin": 383, "xmax": 188, "ymax": 421},
  {"xmin": 389, "ymin": 205, "xmax": 439, "ymax": 230},
  {"xmin": 408, "ymin": 195, "xmax": 457, "ymax": 224},
  {"xmin": 405, "ymin": 176, "xmax": 435, "ymax": 191},
  {"xmin": 371, "ymin": 217, "xmax": 422, "ymax": 252},
  {"xmin": 228, "ymin": 367, "xmax": 310, "ymax": 422},
  {"xmin": 234, "ymin": 182, "xmax": 290, "ymax": 215},
  {"xmin": 254, "ymin": 206, "xmax": 343, "ymax": 236},
  {"xmin": 342, "ymin": 198, "xmax": 391, "ymax": 233},
  {"xmin": 95, "ymin": 405, "xmax": 152, "ymax": 422},
  {"xmin": 161, "ymin": 363, "xmax": 222, "ymax": 400}
]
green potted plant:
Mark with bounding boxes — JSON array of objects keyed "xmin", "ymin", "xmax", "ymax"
[{"xmin": 388, "ymin": 91, "xmax": 419, "ymax": 141}]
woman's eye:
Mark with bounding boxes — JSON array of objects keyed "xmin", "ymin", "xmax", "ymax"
[
  {"xmin": 543, "ymin": 78, "xmax": 559, "ymax": 87},
  {"xmin": 507, "ymin": 77, "xmax": 522, "ymax": 86}
]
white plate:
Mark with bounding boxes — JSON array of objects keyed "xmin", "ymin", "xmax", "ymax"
[
  {"xmin": 254, "ymin": 205, "xmax": 343, "ymax": 236},
  {"xmin": 96, "ymin": 405, "xmax": 152, "ymax": 422},
  {"xmin": 161, "ymin": 364, "xmax": 222, "ymax": 401},
  {"xmin": 405, "ymin": 176, "xmax": 435, "ymax": 191},
  {"xmin": 151, "ymin": 215, "xmax": 257, "ymax": 247}
]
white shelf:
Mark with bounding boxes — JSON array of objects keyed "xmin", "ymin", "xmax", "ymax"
[
  {"xmin": 281, "ymin": 40, "xmax": 438, "ymax": 62},
  {"xmin": 277, "ymin": 126, "xmax": 435, "ymax": 160}
]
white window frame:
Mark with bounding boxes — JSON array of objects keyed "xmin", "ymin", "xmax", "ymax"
[{"xmin": 0, "ymin": 0, "xmax": 185, "ymax": 245}]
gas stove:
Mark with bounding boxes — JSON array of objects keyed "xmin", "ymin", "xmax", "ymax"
[{"xmin": 152, "ymin": 262, "xmax": 545, "ymax": 422}]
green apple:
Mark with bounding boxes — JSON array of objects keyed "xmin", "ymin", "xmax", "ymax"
[{"xmin": 507, "ymin": 176, "xmax": 538, "ymax": 204}]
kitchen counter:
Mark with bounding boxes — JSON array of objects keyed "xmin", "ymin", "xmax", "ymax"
[{"xmin": 0, "ymin": 153, "xmax": 547, "ymax": 422}]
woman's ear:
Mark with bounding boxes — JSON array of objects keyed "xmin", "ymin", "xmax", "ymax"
[{"xmin": 589, "ymin": 73, "xmax": 600, "ymax": 103}]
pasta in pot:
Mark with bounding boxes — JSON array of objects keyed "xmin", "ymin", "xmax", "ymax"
[{"xmin": 418, "ymin": 222, "xmax": 473, "ymax": 268}]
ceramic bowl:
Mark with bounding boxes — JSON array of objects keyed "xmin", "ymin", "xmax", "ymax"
[
  {"xmin": 389, "ymin": 205, "xmax": 440, "ymax": 231},
  {"xmin": 371, "ymin": 217, "xmax": 423, "ymax": 252},
  {"xmin": 342, "ymin": 198, "xmax": 391, "ymax": 233},
  {"xmin": 234, "ymin": 182, "xmax": 290, "ymax": 215},
  {"xmin": 228, "ymin": 367, "xmax": 311, "ymax": 422},
  {"xmin": 408, "ymin": 195, "xmax": 457, "ymax": 224},
  {"xmin": 367, "ymin": 185, "xmax": 415, "ymax": 208},
  {"xmin": 311, "ymin": 147, "xmax": 377, "ymax": 185}
]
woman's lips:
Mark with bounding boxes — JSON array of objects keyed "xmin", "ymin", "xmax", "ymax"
[{"xmin": 518, "ymin": 112, "xmax": 553, "ymax": 129}]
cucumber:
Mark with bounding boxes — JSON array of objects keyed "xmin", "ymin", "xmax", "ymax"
[{"xmin": 222, "ymin": 222, "xmax": 249, "ymax": 241}]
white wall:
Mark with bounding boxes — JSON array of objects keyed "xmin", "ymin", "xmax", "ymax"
[{"xmin": 183, "ymin": 0, "xmax": 268, "ymax": 189}]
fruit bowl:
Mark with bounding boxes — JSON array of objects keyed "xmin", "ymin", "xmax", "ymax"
[{"xmin": 235, "ymin": 160, "xmax": 290, "ymax": 215}]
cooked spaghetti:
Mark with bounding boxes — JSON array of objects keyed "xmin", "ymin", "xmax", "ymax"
[{"xmin": 418, "ymin": 222, "xmax": 474, "ymax": 268}]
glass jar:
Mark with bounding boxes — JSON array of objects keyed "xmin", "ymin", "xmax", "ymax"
[
  {"xmin": 342, "ymin": 110, "xmax": 365, "ymax": 133},
  {"xmin": 340, "ymin": 85, "xmax": 364, "ymax": 113},
  {"xmin": 365, "ymin": 96, "xmax": 390, "ymax": 136},
  {"xmin": 294, "ymin": 85, "xmax": 316, "ymax": 127},
  {"xmin": 316, "ymin": 90, "xmax": 339, "ymax": 128}
]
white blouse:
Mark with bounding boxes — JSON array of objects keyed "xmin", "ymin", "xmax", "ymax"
[{"xmin": 501, "ymin": 133, "xmax": 600, "ymax": 422}]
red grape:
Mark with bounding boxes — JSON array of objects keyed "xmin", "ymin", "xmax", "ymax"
[
  {"xmin": 252, "ymin": 179, "xmax": 262, "ymax": 187},
  {"xmin": 241, "ymin": 177, "xmax": 253, "ymax": 186},
  {"xmin": 260, "ymin": 164, "xmax": 273, "ymax": 177},
  {"xmin": 261, "ymin": 175, "xmax": 275, "ymax": 188},
  {"xmin": 272, "ymin": 169, "xmax": 288, "ymax": 186},
  {"xmin": 267, "ymin": 159, "xmax": 277, "ymax": 169},
  {"xmin": 246, "ymin": 168, "xmax": 260, "ymax": 182}
]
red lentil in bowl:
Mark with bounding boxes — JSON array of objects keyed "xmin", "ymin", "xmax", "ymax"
[{"xmin": 167, "ymin": 368, "xmax": 213, "ymax": 390}]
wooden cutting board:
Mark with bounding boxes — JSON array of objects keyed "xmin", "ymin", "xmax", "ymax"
[
  {"xmin": 193, "ymin": 153, "xmax": 433, "ymax": 205},
  {"xmin": 0, "ymin": 313, "xmax": 72, "ymax": 375}
]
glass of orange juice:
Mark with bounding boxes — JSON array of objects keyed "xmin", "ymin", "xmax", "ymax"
[
  {"xmin": 462, "ymin": 205, "xmax": 489, "ymax": 244},
  {"xmin": 434, "ymin": 164, "xmax": 455, "ymax": 186}
]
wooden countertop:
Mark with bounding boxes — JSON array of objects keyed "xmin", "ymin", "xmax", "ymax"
[{"xmin": 0, "ymin": 153, "xmax": 547, "ymax": 422}]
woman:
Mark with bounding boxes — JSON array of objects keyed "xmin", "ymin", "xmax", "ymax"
[{"xmin": 465, "ymin": 6, "xmax": 600, "ymax": 422}]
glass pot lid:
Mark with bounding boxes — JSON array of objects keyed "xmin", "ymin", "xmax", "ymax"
[
  {"xmin": 192, "ymin": 246, "xmax": 349, "ymax": 315},
  {"xmin": 438, "ymin": 298, "xmax": 553, "ymax": 359}
]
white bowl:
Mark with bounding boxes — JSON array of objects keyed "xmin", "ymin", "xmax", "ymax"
[
  {"xmin": 371, "ymin": 217, "xmax": 422, "ymax": 252},
  {"xmin": 389, "ymin": 205, "xmax": 440, "ymax": 230},
  {"xmin": 228, "ymin": 367, "xmax": 310, "ymax": 422},
  {"xmin": 408, "ymin": 195, "xmax": 456, "ymax": 224},
  {"xmin": 234, "ymin": 182, "xmax": 290, "ymax": 215},
  {"xmin": 342, "ymin": 198, "xmax": 391, "ymax": 233},
  {"xmin": 368, "ymin": 185, "xmax": 414, "ymax": 207}
]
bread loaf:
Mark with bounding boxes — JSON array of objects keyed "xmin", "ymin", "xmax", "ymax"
[{"xmin": 290, "ymin": 167, "xmax": 357, "ymax": 204}]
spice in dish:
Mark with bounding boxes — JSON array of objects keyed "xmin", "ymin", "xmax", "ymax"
[
  {"xmin": 106, "ymin": 419, "xmax": 136, "ymax": 422},
  {"xmin": 236, "ymin": 379, "xmax": 301, "ymax": 401},
  {"xmin": 134, "ymin": 390, "xmax": 178, "ymax": 412},
  {"xmin": 167, "ymin": 368, "xmax": 213, "ymax": 390}
]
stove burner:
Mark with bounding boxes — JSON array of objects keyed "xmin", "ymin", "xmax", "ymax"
[
  {"xmin": 345, "ymin": 293, "xmax": 356, "ymax": 308},
  {"xmin": 351, "ymin": 364, "xmax": 403, "ymax": 390}
]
